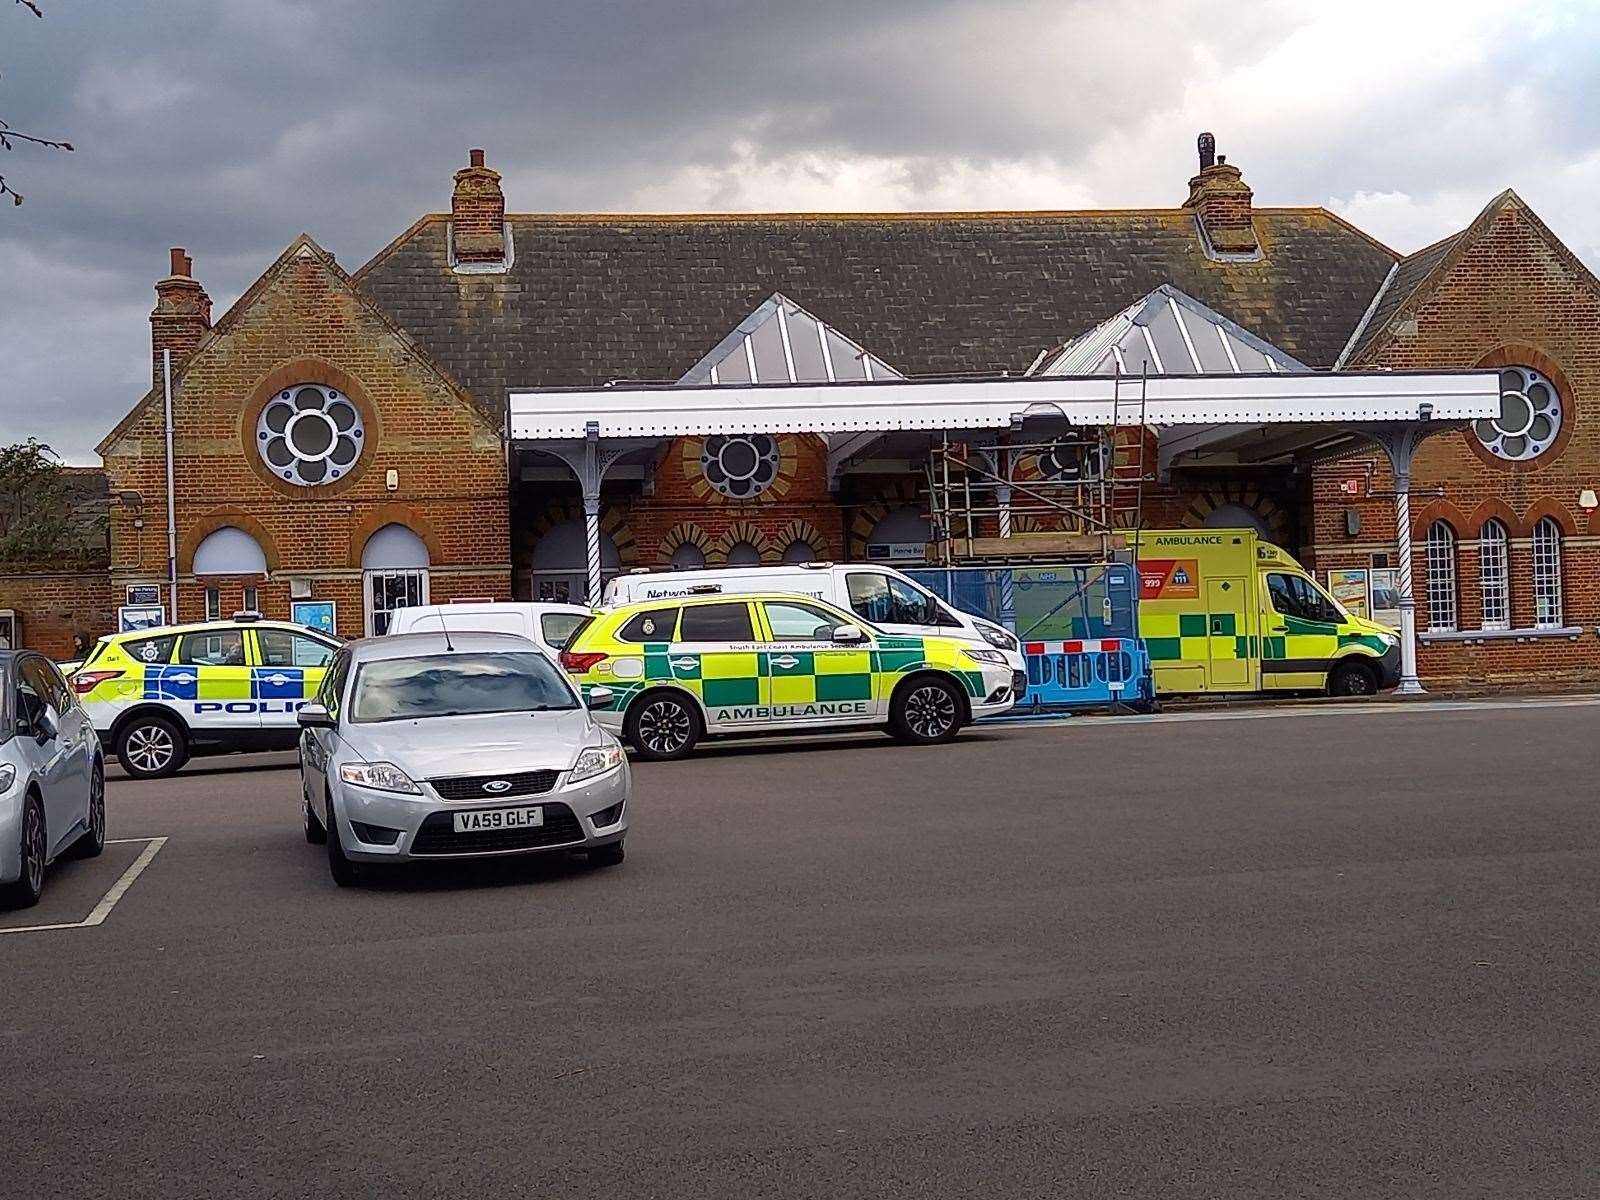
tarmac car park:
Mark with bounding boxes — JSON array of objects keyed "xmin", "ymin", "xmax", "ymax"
[
  {"xmin": 71, "ymin": 615, "xmax": 340, "ymax": 779},
  {"xmin": 561, "ymin": 592, "xmax": 1019, "ymax": 759}
]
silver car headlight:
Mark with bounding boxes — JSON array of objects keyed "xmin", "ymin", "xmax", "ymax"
[
  {"xmin": 338, "ymin": 761, "xmax": 421, "ymax": 794},
  {"xmin": 962, "ymin": 648, "xmax": 1009, "ymax": 666},
  {"xmin": 0, "ymin": 764, "xmax": 14, "ymax": 793},
  {"xmin": 569, "ymin": 741, "xmax": 625, "ymax": 784},
  {"xmin": 978, "ymin": 623, "xmax": 1018, "ymax": 652}
]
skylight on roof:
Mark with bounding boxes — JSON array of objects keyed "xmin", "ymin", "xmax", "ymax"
[
  {"xmin": 1030, "ymin": 284, "xmax": 1308, "ymax": 377},
  {"xmin": 678, "ymin": 293, "xmax": 902, "ymax": 386}
]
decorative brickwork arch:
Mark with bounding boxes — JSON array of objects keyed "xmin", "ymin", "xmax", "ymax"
[
  {"xmin": 1410, "ymin": 498, "xmax": 1470, "ymax": 538},
  {"xmin": 772, "ymin": 518, "xmax": 832, "ymax": 562},
  {"xmin": 347, "ymin": 504, "xmax": 445, "ymax": 569},
  {"xmin": 711, "ymin": 519, "xmax": 773, "ymax": 563},
  {"xmin": 848, "ymin": 478, "xmax": 923, "ymax": 559},
  {"xmin": 1522, "ymin": 496, "xmax": 1577, "ymax": 535},
  {"xmin": 526, "ymin": 500, "xmax": 638, "ymax": 568},
  {"xmin": 178, "ymin": 508, "xmax": 281, "ymax": 575},
  {"xmin": 1180, "ymin": 483, "xmax": 1292, "ymax": 544},
  {"xmin": 1465, "ymin": 496, "xmax": 1525, "ymax": 539},
  {"xmin": 656, "ymin": 522, "xmax": 713, "ymax": 567},
  {"xmin": 241, "ymin": 357, "xmax": 382, "ymax": 497}
]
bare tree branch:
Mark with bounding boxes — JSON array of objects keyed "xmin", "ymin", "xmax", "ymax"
[{"xmin": 3, "ymin": 0, "xmax": 72, "ymax": 205}]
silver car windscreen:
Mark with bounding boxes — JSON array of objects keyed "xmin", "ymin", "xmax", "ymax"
[{"xmin": 349, "ymin": 652, "xmax": 581, "ymax": 723}]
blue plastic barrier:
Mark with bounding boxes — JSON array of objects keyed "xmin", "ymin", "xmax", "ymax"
[{"xmin": 907, "ymin": 563, "xmax": 1154, "ymax": 712}]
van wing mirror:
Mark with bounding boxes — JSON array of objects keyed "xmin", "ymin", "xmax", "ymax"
[
  {"xmin": 832, "ymin": 624, "xmax": 866, "ymax": 644},
  {"xmin": 296, "ymin": 703, "xmax": 336, "ymax": 729}
]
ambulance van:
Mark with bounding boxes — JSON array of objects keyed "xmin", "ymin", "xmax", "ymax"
[{"xmin": 1133, "ymin": 528, "xmax": 1400, "ymax": 697}]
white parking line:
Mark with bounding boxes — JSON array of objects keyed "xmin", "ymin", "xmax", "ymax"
[{"xmin": 0, "ymin": 836, "xmax": 168, "ymax": 937}]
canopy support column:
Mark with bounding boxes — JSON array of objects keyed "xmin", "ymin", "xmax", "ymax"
[
  {"xmin": 535, "ymin": 425, "xmax": 660, "ymax": 604},
  {"xmin": 1359, "ymin": 423, "xmax": 1434, "ymax": 696}
]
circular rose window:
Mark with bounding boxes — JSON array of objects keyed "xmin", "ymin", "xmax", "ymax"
[
  {"xmin": 1475, "ymin": 367, "xmax": 1562, "ymax": 462},
  {"xmin": 256, "ymin": 385, "xmax": 364, "ymax": 486},
  {"xmin": 701, "ymin": 433, "xmax": 779, "ymax": 499}
]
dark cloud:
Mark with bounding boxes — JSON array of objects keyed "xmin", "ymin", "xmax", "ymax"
[{"xmin": 2, "ymin": 0, "xmax": 1598, "ymax": 461}]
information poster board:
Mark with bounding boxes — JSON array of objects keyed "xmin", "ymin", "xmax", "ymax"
[
  {"xmin": 126, "ymin": 584, "xmax": 163, "ymax": 606},
  {"xmin": 292, "ymin": 600, "xmax": 337, "ymax": 636},
  {"xmin": 118, "ymin": 604, "xmax": 167, "ymax": 633},
  {"xmin": 1368, "ymin": 568, "xmax": 1401, "ymax": 631},
  {"xmin": 1327, "ymin": 568, "xmax": 1371, "ymax": 621}
]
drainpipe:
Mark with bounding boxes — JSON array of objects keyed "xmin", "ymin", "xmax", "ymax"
[{"xmin": 163, "ymin": 348, "xmax": 178, "ymax": 623}]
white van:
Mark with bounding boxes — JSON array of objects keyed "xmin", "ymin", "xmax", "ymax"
[
  {"xmin": 601, "ymin": 563, "xmax": 1027, "ymax": 694},
  {"xmin": 383, "ymin": 602, "xmax": 592, "ymax": 661}
]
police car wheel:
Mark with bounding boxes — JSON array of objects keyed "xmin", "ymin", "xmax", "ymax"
[
  {"xmin": 116, "ymin": 715, "xmax": 186, "ymax": 779},
  {"xmin": 890, "ymin": 678, "xmax": 963, "ymax": 745},
  {"xmin": 626, "ymin": 693, "xmax": 700, "ymax": 760},
  {"xmin": 1329, "ymin": 661, "xmax": 1378, "ymax": 697}
]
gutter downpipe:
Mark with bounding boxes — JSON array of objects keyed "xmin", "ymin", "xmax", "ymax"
[{"xmin": 163, "ymin": 348, "xmax": 178, "ymax": 624}]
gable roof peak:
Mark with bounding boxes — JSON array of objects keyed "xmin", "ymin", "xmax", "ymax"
[{"xmin": 678, "ymin": 292, "xmax": 902, "ymax": 386}]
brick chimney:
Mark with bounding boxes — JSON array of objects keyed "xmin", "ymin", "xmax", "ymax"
[
  {"xmin": 1183, "ymin": 132, "xmax": 1258, "ymax": 256},
  {"xmin": 451, "ymin": 148, "xmax": 507, "ymax": 265},
  {"xmin": 150, "ymin": 247, "xmax": 212, "ymax": 391}
]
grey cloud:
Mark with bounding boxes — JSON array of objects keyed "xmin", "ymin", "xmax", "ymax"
[{"xmin": 3, "ymin": 0, "xmax": 1600, "ymax": 461}]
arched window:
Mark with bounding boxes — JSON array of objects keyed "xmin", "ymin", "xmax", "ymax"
[
  {"xmin": 781, "ymin": 539, "xmax": 817, "ymax": 564},
  {"xmin": 362, "ymin": 523, "xmax": 431, "ymax": 635},
  {"xmin": 1532, "ymin": 517, "xmax": 1563, "ymax": 628},
  {"xmin": 670, "ymin": 542, "xmax": 706, "ymax": 570},
  {"xmin": 866, "ymin": 505, "xmax": 932, "ymax": 563},
  {"xmin": 1425, "ymin": 521, "xmax": 1457, "ymax": 632},
  {"xmin": 192, "ymin": 526, "xmax": 269, "ymax": 576},
  {"xmin": 1478, "ymin": 519, "xmax": 1510, "ymax": 631},
  {"xmin": 725, "ymin": 540, "xmax": 761, "ymax": 566}
]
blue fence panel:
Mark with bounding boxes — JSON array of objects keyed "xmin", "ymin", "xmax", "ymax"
[{"xmin": 908, "ymin": 563, "xmax": 1152, "ymax": 712}]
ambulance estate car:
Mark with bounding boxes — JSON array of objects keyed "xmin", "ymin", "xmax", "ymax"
[
  {"xmin": 560, "ymin": 593, "xmax": 1018, "ymax": 759},
  {"xmin": 72, "ymin": 616, "xmax": 339, "ymax": 778}
]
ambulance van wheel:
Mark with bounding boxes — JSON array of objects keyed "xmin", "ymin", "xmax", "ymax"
[
  {"xmin": 115, "ymin": 714, "xmax": 188, "ymax": 779},
  {"xmin": 889, "ymin": 676, "xmax": 965, "ymax": 745},
  {"xmin": 624, "ymin": 691, "xmax": 701, "ymax": 761},
  {"xmin": 1328, "ymin": 660, "xmax": 1379, "ymax": 697}
]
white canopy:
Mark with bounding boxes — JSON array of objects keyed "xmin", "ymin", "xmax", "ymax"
[{"xmin": 509, "ymin": 371, "xmax": 1499, "ymax": 442}]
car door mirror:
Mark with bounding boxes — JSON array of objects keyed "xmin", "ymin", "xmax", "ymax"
[
  {"xmin": 832, "ymin": 624, "xmax": 866, "ymax": 644},
  {"xmin": 296, "ymin": 703, "xmax": 336, "ymax": 730},
  {"xmin": 34, "ymin": 708, "xmax": 58, "ymax": 744},
  {"xmin": 585, "ymin": 685, "xmax": 615, "ymax": 711}
]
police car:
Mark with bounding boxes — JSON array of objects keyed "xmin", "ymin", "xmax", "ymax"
[
  {"xmin": 560, "ymin": 593, "xmax": 1018, "ymax": 759},
  {"xmin": 71, "ymin": 614, "xmax": 340, "ymax": 778}
]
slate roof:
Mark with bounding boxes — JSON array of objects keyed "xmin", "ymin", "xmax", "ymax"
[
  {"xmin": 354, "ymin": 209, "xmax": 1397, "ymax": 427},
  {"xmin": 1340, "ymin": 230, "xmax": 1463, "ymax": 365}
]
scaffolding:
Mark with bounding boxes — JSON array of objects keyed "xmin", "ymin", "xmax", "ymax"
[{"xmin": 924, "ymin": 370, "xmax": 1153, "ymax": 565}]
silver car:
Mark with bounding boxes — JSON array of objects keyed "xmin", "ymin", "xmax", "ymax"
[
  {"xmin": 2, "ymin": 651, "xmax": 106, "ymax": 908},
  {"xmin": 296, "ymin": 632, "xmax": 629, "ymax": 887}
]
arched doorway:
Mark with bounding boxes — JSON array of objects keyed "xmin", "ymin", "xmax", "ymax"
[
  {"xmin": 362, "ymin": 523, "xmax": 430, "ymax": 634},
  {"xmin": 530, "ymin": 518, "xmax": 620, "ymax": 603},
  {"xmin": 1200, "ymin": 503, "xmax": 1271, "ymax": 538},
  {"xmin": 865, "ymin": 506, "xmax": 932, "ymax": 563}
]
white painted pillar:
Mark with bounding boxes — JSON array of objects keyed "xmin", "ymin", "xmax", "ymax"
[{"xmin": 1393, "ymin": 477, "xmax": 1424, "ymax": 694}]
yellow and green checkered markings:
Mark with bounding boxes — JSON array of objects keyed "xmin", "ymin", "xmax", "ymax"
[{"xmin": 1143, "ymin": 610, "xmax": 1240, "ymax": 663}]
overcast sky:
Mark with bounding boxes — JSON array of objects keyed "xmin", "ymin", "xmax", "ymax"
[{"xmin": 3, "ymin": 0, "xmax": 1599, "ymax": 462}]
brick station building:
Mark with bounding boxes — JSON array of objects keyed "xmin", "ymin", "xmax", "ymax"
[{"xmin": 4, "ymin": 137, "xmax": 1597, "ymax": 685}]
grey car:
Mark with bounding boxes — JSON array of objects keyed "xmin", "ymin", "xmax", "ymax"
[
  {"xmin": 1, "ymin": 651, "xmax": 106, "ymax": 908},
  {"xmin": 296, "ymin": 632, "xmax": 630, "ymax": 887}
]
